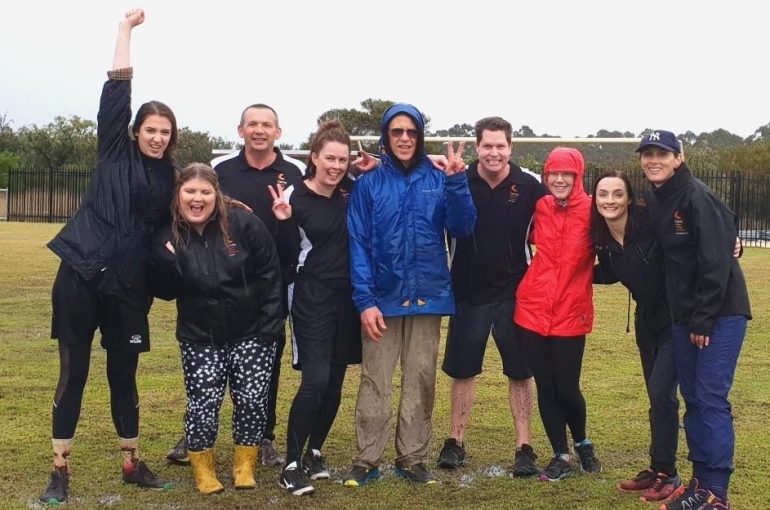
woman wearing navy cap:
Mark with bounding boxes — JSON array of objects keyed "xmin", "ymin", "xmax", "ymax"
[{"xmin": 639, "ymin": 130, "xmax": 750, "ymax": 510}]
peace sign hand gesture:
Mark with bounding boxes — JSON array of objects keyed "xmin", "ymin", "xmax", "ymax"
[
  {"xmin": 268, "ymin": 184, "xmax": 292, "ymax": 220},
  {"xmin": 352, "ymin": 142, "xmax": 379, "ymax": 173},
  {"xmin": 444, "ymin": 141, "xmax": 467, "ymax": 176}
]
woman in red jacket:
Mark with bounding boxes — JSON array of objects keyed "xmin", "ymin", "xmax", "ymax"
[{"xmin": 514, "ymin": 147, "xmax": 602, "ymax": 481}]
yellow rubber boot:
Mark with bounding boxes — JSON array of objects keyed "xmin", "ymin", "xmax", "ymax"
[
  {"xmin": 189, "ymin": 449, "xmax": 224, "ymax": 495},
  {"xmin": 233, "ymin": 445, "xmax": 258, "ymax": 489}
]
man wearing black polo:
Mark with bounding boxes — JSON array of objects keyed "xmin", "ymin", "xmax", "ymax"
[
  {"xmin": 166, "ymin": 103, "xmax": 304, "ymax": 469},
  {"xmin": 438, "ymin": 117, "xmax": 545, "ymax": 476}
]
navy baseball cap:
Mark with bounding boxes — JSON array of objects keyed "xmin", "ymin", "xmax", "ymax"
[{"xmin": 635, "ymin": 130, "xmax": 680, "ymax": 153}]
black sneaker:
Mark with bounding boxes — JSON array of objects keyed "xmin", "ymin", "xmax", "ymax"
[
  {"xmin": 302, "ymin": 450, "xmax": 330, "ymax": 480},
  {"xmin": 166, "ymin": 436, "xmax": 189, "ymax": 465},
  {"xmin": 659, "ymin": 478, "xmax": 708, "ymax": 510},
  {"xmin": 279, "ymin": 462, "xmax": 315, "ymax": 496},
  {"xmin": 260, "ymin": 438, "xmax": 285, "ymax": 467},
  {"xmin": 395, "ymin": 462, "xmax": 437, "ymax": 484},
  {"xmin": 40, "ymin": 467, "xmax": 69, "ymax": 504},
  {"xmin": 512, "ymin": 443, "xmax": 538, "ymax": 477},
  {"xmin": 698, "ymin": 490, "xmax": 731, "ymax": 510},
  {"xmin": 574, "ymin": 442, "xmax": 602, "ymax": 473},
  {"xmin": 437, "ymin": 438, "xmax": 465, "ymax": 469},
  {"xmin": 539, "ymin": 455, "xmax": 573, "ymax": 482},
  {"xmin": 122, "ymin": 460, "xmax": 172, "ymax": 490},
  {"xmin": 343, "ymin": 464, "xmax": 381, "ymax": 487}
]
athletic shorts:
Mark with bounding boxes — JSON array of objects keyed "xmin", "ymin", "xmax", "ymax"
[
  {"xmin": 288, "ymin": 273, "xmax": 362, "ymax": 369},
  {"xmin": 51, "ymin": 262, "xmax": 152, "ymax": 353},
  {"xmin": 442, "ymin": 299, "xmax": 531, "ymax": 380}
]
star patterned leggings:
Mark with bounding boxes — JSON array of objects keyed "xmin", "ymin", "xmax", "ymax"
[{"xmin": 179, "ymin": 338, "xmax": 276, "ymax": 451}]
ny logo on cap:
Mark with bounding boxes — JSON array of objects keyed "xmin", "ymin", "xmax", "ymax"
[{"xmin": 648, "ymin": 132, "xmax": 661, "ymax": 141}]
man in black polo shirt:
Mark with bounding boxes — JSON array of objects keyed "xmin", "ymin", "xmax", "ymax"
[
  {"xmin": 437, "ymin": 117, "xmax": 545, "ymax": 476},
  {"xmin": 166, "ymin": 104, "xmax": 304, "ymax": 469}
]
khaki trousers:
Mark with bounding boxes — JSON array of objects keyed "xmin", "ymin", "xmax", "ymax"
[{"xmin": 353, "ymin": 315, "xmax": 441, "ymax": 468}]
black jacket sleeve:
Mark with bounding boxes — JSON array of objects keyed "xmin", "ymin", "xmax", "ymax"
[
  {"xmin": 242, "ymin": 214, "xmax": 284, "ymax": 344},
  {"xmin": 593, "ymin": 250, "xmax": 620, "ymax": 285},
  {"xmin": 148, "ymin": 226, "xmax": 181, "ymax": 301},
  {"xmin": 689, "ymin": 194, "xmax": 737, "ymax": 335},
  {"xmin": 97, "ymin": 79, "xmax": 132, "ymax": 163}
]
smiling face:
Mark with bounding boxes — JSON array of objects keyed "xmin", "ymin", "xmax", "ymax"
[
  {"xmin": 547, "ymin": 171, "xmax": 575, "ymax": 200},
  {"xmin": 135, "ymin": 114, "xmax": 172, "ymax": 159},
  {"xmin": 640, "ymin": 147, "xmax": 681, "ymax": 187},
  {"xmin": 178, "ymin": 177, "xmax": 216, "ymax": 232},
  {"xmin": 238, "ymin": 106, "xmax": 281, "ymax": 154},
  {"xmin": 387, "ymin": 114, "xmax": 418, "ymax": 163},
  {"xmin": 595, "ymin": 176, "xmax": 630, "ymax": 223},
  {"xmin": 310, "ymin": 141, "xmax": 349, "ymax": 192},
  {"xmin": 476, "ymin": 129, "xmax": 512, "ymax": 177}
]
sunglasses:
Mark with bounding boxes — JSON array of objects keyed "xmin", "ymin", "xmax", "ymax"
[{"xmin": 389, "ymin": 128, "xmax": 419, "ymax": 139}]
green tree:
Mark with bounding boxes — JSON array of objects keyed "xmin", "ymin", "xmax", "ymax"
[
  {"xmin": 311, "ymin": 98, "xmax": 398, "ymax": 153},
  {"xmin": 0, "ymin": 114, "xmax": 19, "ymax": 154},
  {"xmin": 694, "ymin": 129, "xmax": 744, "ymax": 150},
  {"xmin": 18, "ymin": 115, "xmax": 97, "ymax": 170},
  {"xmin": 175, "ymin": 128, "xmax": 236, "ymax": 167},
  {"xmin": 746, "ymin": 122, "xmax": 770, "ymax": 143},
  {"xmin": 0, "ymin": 150, "xmax": 20, "ymax": 187}
]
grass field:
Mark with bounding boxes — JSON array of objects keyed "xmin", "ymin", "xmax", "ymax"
[{"xmin": 1, "ymin": 221, "xmax": 768, "ymax": 509}]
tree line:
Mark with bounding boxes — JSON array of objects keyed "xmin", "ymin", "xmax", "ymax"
[{"xmin": 2, "ymin": 100, "xmax": 770, "ymax": 187}]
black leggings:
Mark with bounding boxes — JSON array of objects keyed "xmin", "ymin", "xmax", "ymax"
[
  {"xmin": 519, "ymin": 327, "xmax": 587, "ymax": 455},
  {"xmin": 52, "ymin": 341, "xmax": 139, "ymax": 439},
  {"xmin": 285, "ymin": 362, "xmax": 346, "ymax": 464}
]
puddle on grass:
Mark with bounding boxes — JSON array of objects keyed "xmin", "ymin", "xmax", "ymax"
[
  {"xmin": 458, "ymin": 473, "xmax": 475, "ymax": 487},
  {"xmin": 99, "ymin": 494, "xmax": 121, "ymax": 505},
  {"xmin": 482, "ymin": 465, "xmax": 508, "ymax": 478}
]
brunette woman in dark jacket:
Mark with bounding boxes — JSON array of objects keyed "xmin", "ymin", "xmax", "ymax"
[
  {"xmin": 151, "ymin": 163, "xmax": 282, "ymax": 495},
  {"xmin": 41, "ymin": 9, "xmax": 176, "ymax": 504},
  {"xmin": 591, "ymin": 170, "xmax": 681, "ymax": 503}
]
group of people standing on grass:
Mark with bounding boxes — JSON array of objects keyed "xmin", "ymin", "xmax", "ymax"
[{"xmin": 39, "ymin": 9, "xmax": 751, "ymax": 510}]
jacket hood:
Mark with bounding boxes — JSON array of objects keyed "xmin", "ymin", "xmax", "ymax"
[
  {"xmin": 379, "ymin": 103, "xmax": 426, "ymax": 169},
  {"xmin": 543, "ymin": 147, "xmax": 586, "ymax": 201}
]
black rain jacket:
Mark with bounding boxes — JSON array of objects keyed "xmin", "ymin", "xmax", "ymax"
[
  {"xmin": 645, "ymin": 164, "xmax": 751, "ymax": 335},
  {"xmin": 594, "ymin": 205, "xmax": 671, "ymax": 342},
  {"xmin": 151, "ymin": 207, "xmax": 284, "ymax": 346},
  {"xmin": 48, "ymin": 79, "xmax": 174, "ymax": 292}
]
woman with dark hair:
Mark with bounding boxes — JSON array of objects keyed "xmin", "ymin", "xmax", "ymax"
[
  {"xmin": 152, "ymin": 163, "xmax": 283, "ymax": 495},
  {"xmin": 636, "ymin": 131, "xmax": 750, "ymax": 510},
  {"xmin": 41, "ymin": 9, "xmax": 177, "ymax": 504},
  {"xmin": 269, "ymin": 120, "xmax": 362, "ymax": 496},
  {"xmin": 591, "ymin": 170, "xmax": 681, "ymax": 503}
]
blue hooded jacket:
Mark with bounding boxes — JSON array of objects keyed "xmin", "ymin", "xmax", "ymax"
[{"xmin": 347, "ymin": 103, "xmax": 477, "ymax": 316}]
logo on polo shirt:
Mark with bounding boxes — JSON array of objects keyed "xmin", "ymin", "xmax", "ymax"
[
  {"xmin": 130, "ymin": 334, "xmax": 142, "ymax": 344},
  {"xmin": 340, "ymin": 186, "xmax": 351, "ymax": 203},
  {"xmin": 508, "ymin": 184, "xmax": 519, "ymax": 203},
  {"xmin": 276, "ymin": 172, "xmax": 288, "ymax": 189},
  {"xmin": 673, "ymin": 210, "xmax": 688, "ymax": 235}
]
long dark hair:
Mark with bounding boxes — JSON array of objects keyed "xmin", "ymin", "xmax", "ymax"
[
  {"xmin": 590, "ymin": 170, "xmax": 637, "ymax": 247},
  {"xmin": 305, "ymin": 119, "xmax": 351, "ymax": 178},
  {"xmin": 132, "ymin": 100, "xmax": 178, "ymax": 158},
  {"xmin": 170, "ymin": 163, "xmax": 231, "ymax": 248}
]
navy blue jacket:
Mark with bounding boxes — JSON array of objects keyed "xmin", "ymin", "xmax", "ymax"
[{"xmin": 645, "ymin": 165, "xmax": 751, "ymax": 335}]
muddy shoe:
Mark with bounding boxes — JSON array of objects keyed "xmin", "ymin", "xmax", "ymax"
[
  {"xmin": 166, "ymin": 436, "xmax": 190, "ymax": 465},
  {"xmin": 123, "ymin": 460, "xmax": 172, "ymax": 490},
  {"xmin": 40, "ymin": 466, "xmax": 69, "ymax": 504}
]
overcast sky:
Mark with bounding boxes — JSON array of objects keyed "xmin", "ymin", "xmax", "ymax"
[{"xmin": 1, "ymin": 0, "xmax": 767, "ymax": 148}]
